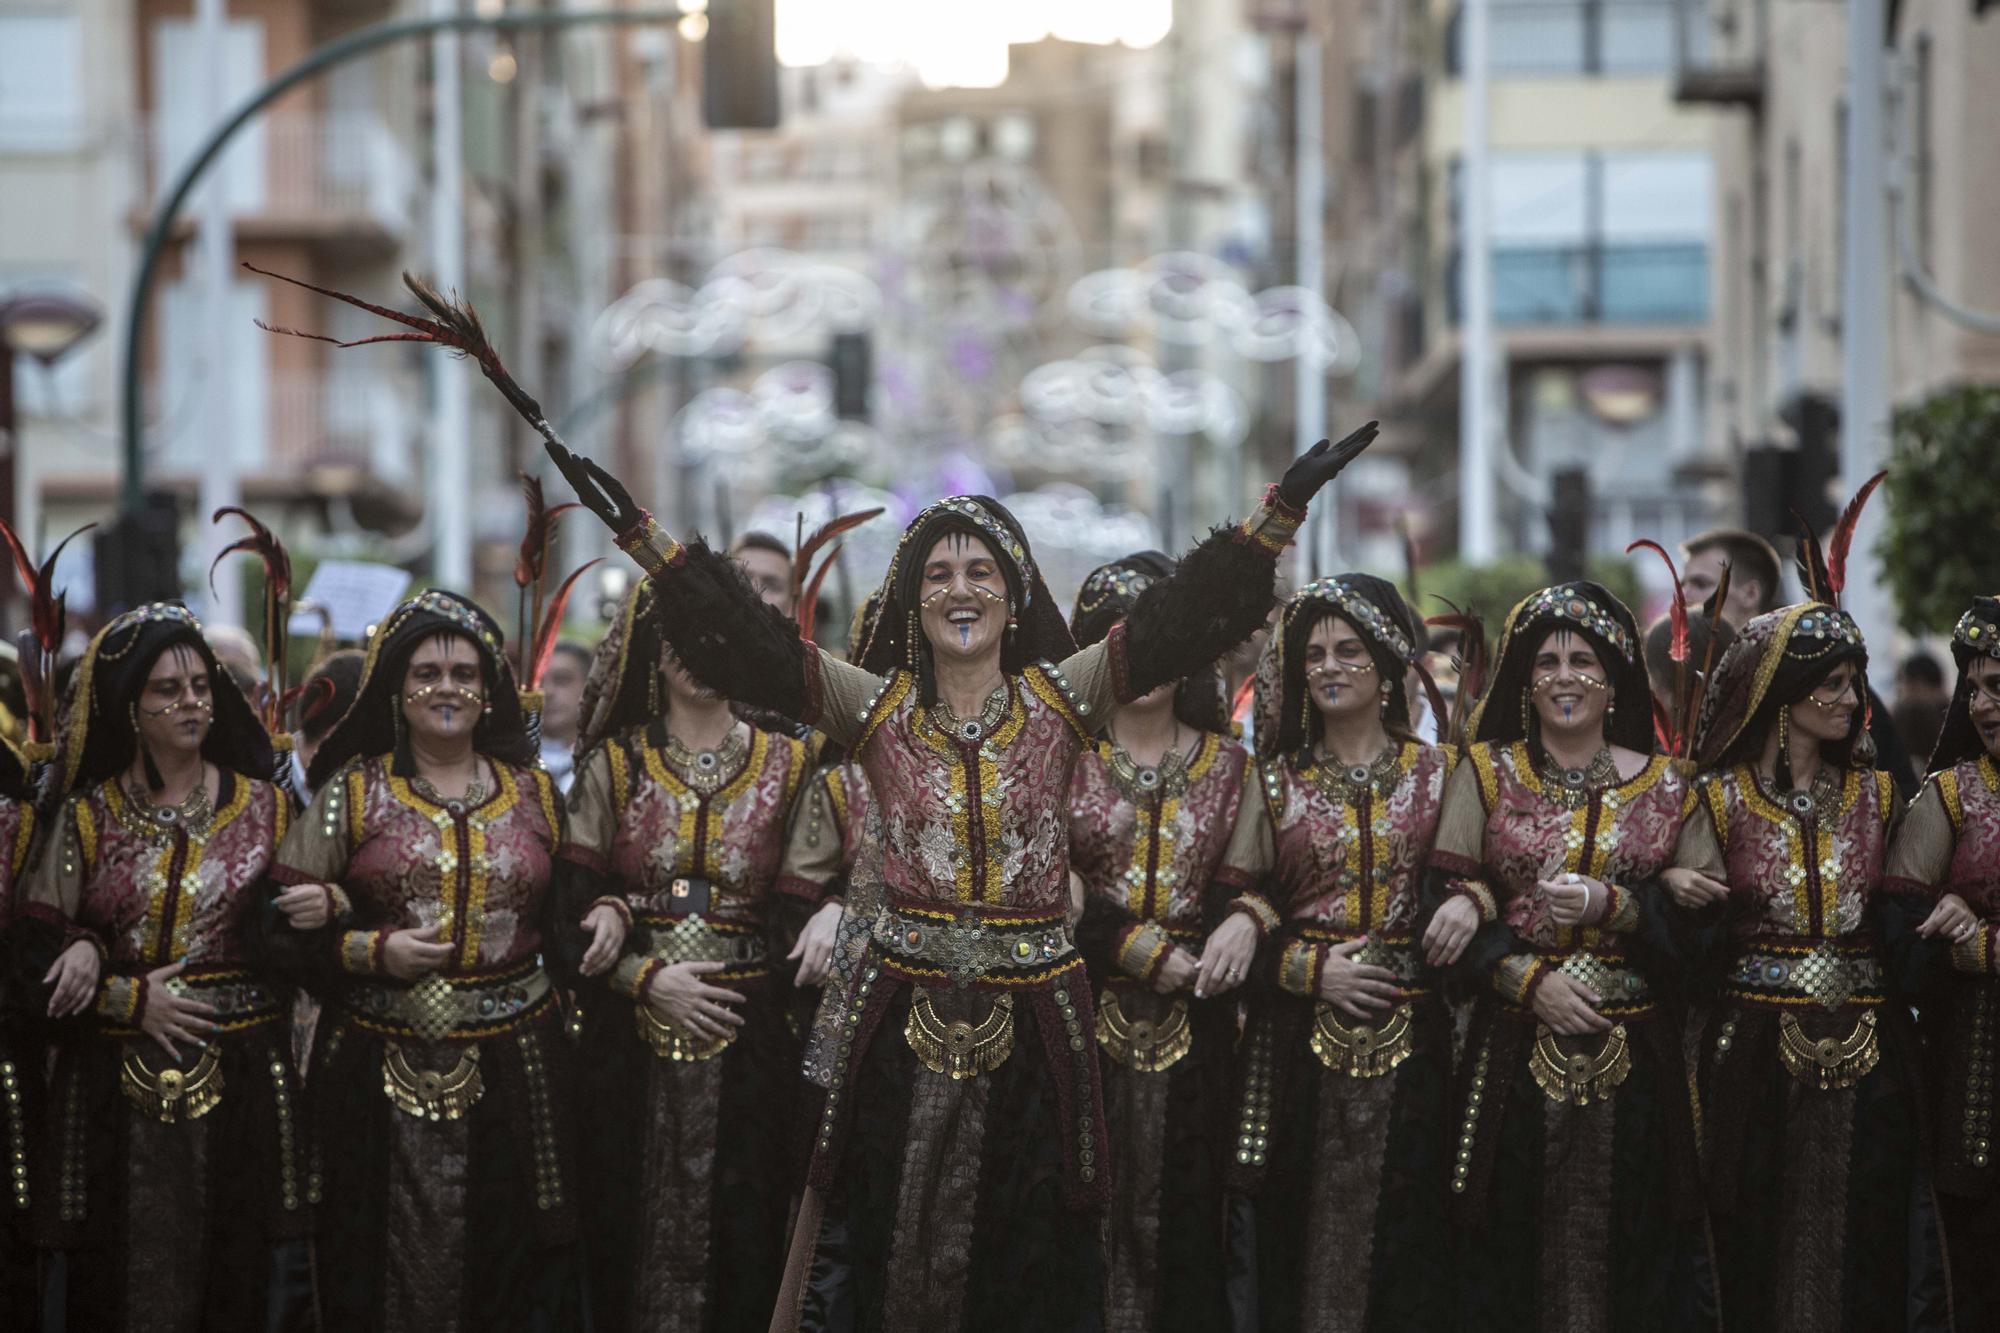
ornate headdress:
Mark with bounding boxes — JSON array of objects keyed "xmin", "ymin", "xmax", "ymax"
[
  {"xmin": 854, "ymin": 495, "xmax": 1075, "ymax": 688},
  {"xmin": 55, "ymin": 602, "xmax": 273, "ymax": 797},
  {"xmin": 305, "ymin": 589, "xmax": 533, "ymax": 789},
  {"xmin": 1466, "ymin": 581, "xmax": 1655, "ymax": 753},
  {"xmin": 1252, "ymin": 573, "xmax": 1428, "ymax": 759},
  {"xmin": 1919, "ymin": 594, "xmax": 2000, "ymax": 774},
  {"xmin": 1691, "ymin": 602, "xmax": 1869, "ymax": 773}
]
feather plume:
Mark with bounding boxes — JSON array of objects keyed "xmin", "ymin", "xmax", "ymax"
[
  {"xmin": 790, "ymin": 507, "xmax": 884, "ymax": 641},
  {"xmin": 2, "ymin": 521, "xmax": 91, "ymax": 744},
  {"xmin": 525, "ymin": 559, "xmax": 603, "ymax": 690},
  {"xmin": 1426, "ymin": 597, "xmax": 1489, "ymax": 746},
  {"xmin": 1792, "ymin": 509, "xmax": 1832, "ymax": 606},
  {"xmin": 209, "ymin": 507, "xmax": 293, "ymax": 730},
  {"xmin": 1412, "ymin": 657, "xmax": 1452, "ymax": 745},
  {"xmin": 0, "ymin": 522, "xmax": 36, "ymax": 603},
  {"xmin": 1827, "ymin": 470, "xmax": 1887, "ymax": 601},
  {"xmin": 1652, "ymin": 696, "xmax": 1680, "ymax": 755},
  {"xmin": 245, "ymin": 264, "xmax": 561, "ymax": 447},
  {"xmin": 1683, "ymin": 561, "xmax": 1734, "ymax": 759},
  {"xmin": 1625, "ymin": 540, "xmax": 1688, "ymax": 662},
  {"xmin": 29, "ymin": 524, "xmax": 90, "ymax": 661}
]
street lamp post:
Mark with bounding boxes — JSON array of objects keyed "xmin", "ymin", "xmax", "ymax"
[{"xmin": 0, "ymin": 286, "xmax": 104, "ymax": 630}]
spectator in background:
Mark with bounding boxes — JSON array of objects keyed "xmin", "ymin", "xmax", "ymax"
[
  {"xmin": 538, "ymin": 639, "xmax": 593, "ymax": 792},
  {"xmin": 288, "ymin": 648, "xmax": 364, "ymax": 800},
  {"xmin": 1679, "ymin": 528, "xmax": 1783, "ymax": 628},
  {"xmin": 205, "ymin": 622, "xmax": 266, "ymax": 694},
  {"xmin": 730, "ymin": 531, "xmax": 795, "ymax": 617},
  {"xmin": 1643, "ymin": 610, "xmax": 1737, "ymax": 723},
  {"xmin": 1894, "ymin": 649, "xmax": 1950, "ymax": 774}
]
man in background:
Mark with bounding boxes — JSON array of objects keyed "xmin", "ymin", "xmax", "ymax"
[
  {"xmin": 731, "ymin": 531, "xmax": 796, "ymax": 617},
  {"xmin": 1894, "ymin": 650, "xmax": 1950, "ymax": 778},
  {"xmin": 538, "ymin": 639, "xmax": 593, "ymax": 792}
]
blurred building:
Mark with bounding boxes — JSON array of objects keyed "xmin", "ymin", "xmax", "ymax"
[
  {"xmin": 1310, "ymin": 0, "xmax": 1723, "ymax": 563},
  {"xmin": 1685, "ymin": 0, "xmax": 2000, "ymax": 528}
]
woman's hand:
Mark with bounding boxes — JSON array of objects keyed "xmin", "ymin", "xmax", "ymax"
[
  {"xmin": 1153, "ymin": 948, "xmax": 1198, "ymax": 996},
  {"xmin": 787, "ymin": 901, "xmax": 845, "ymax": 987},
  {"xmin": 1661, "ymin": 867, "xmax": 1731, "ymax": 910},
  {"xmin": 274, "ymin": 883, "xmax": 335, "ymax": 930},
  {"xmin": 547, "ymin": 442, "xmax": 643, "ymax": 533},
  {"xmin": 44, "ymin": 938, "xmax": 100, "ymax": 1018},
  {"xmin": 1193, "ymin": 912, "xmax": 1260, "ymax": 999},
  {"xmin": 1531, "ymin": 970, "xmax": 1613, "ymax": 1036},
  {"xmin": 1542, "ymin": 874, "xmax": 1609, "ymax": 928},
  {"xmin": 1423, "ymin": 894, "xmax": 1482, "ymax": 967},
  {"xmin": 1276, "ymin": 421, "xmax": 1379, "ymax": 508},
  {"xmin": 644, "ymin": 960, "xmax": 747, "ymax": 1041},
  {"xmin": 382, "ymin": 924, "xmax": 454, "ymax": 981},
  {"xmin": 1318, "ymin": 937, "xmax": 1401, "ymax": 1019},
  {"xmin": 1919, "ymin": 892, "xmax": 1981, "ymax": 943},
  {"xmin": 139, "ymin": 960, "xmax": 219, "ymax": 1060},
  {"xmin": 578, "ymin": 903, "xmax": 628, "ymax": 977}
]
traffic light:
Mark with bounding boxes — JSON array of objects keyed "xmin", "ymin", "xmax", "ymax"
[
  {"xmin": 1743, "ymin": 392, "xmax": 1840, "ymax": 540},
  {"xmin": 703, "ymin": 0, "xmax": 780, "ymax": 130},
  {"xmin": 94, "ymin": 493, "xmax": 181, "ymax": 615},
  {"xmin": 1546, "ymin": 467, "xmax": 1590, "ymax": 584},
  {"xmin": 830, "ymin": 332, "xmax": 870, "ymax": 421}
]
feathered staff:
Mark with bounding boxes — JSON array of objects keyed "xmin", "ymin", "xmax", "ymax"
[
  {"xmin": 524, "ymin": 558, "xmax": 602, "ymax": 692},
  {"xmin": 1684, "ymin": 561, "xmax": 1733, "ymax": 752},
  {"xmin": 209, "ymin": 506, "xmax": 292, "ymax": 732},
  {"xmin": 0, "ymin": 519, "xmax": 92, "ymax": 755},
  {"xmin": 513, "ymin": 473, "xmax": 580, "ymax": 682},
  {"xmin": 1626, "ymin": 539, "xmax": 1690, "ymax": 755},
  {"xmin": 790, "ymin": 507, "xmax": 883, "ymax": 644},
  {"xmin": 1425, "ymin": 596, "xmax": 1488, "ymax": 748},
  {"xmin": 1826, "ymin": 470, "xmax": 1887, "ymax": 606}
]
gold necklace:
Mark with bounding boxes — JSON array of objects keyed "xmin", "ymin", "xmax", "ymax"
[
  {"xmin": 124, "ymin": 765, "xmax": 215, "ymax": 838},
  {"xmin": 1106, "ymin": 726, "xmax": 1190, "ymax": 800},
  {"xmin": 929, "ymin": 679, "xmax": 1011, "ymax": 744},
  {"xmin": 410, "ymin": 762, "xmax": 490, "ymax": 813},
  {"xmin": 1308, "ymin": 741, "xmax": 1404, "ymax": 803},
  {"xmin": 660, "ymin": 724, "xmax": 748, "ymax": 794},
  {"xmin": 1536, "ymin": 746, "xmax": 1621, "ymax": 809}
]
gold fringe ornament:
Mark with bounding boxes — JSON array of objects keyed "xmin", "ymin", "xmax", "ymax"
[
  {"xmin": 1095, "ymin": 989, "xmax": 1192, "ymax": 1072},
  {"xmin": 382, "ymin": 1043, "xmax": 484, "ymax": 1121},
  {"xmin": 1529, "ymin": 1023, "xmax": 1633, "ymax": 1105},
  {"xmin": 1310, "ymin": 1002, "xmax": 1415, "ymax": 1078},
  {"xmin": 119, "ymin": 1046, "xmax": 224, "ymax": 1123},
  {"xmin": 905, "ymin": 987, "xmax": 1014, "ymax": 1079},
  {"xmin": 1777, "ymin": 1010, "xmax": 1879, "ymax": 1090}
]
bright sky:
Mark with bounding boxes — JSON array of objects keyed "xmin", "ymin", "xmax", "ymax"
[{"xmin": 775, "ymin": 0, "xmax": 1173, "ymax": 87}]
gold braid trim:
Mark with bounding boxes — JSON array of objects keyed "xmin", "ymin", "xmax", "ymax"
[
  {"xmin": 1309, "ymin": 1001, "xmax": 1414, "ymax": 1078},
  {"xmin": 1494, "ymin": 954, "xmax": 1548, "ymax": 1005},
  {"xmin": 1598, "ymin": 883, "xmax": 1640, "ymax": 933},
  {"xmin": 1454, "ymin": 880, "xmax": 1499, "ymax": 923},
  {"xmin": 1528, "ymin": 1023, "xmax": 1632, "ymax": 1105},
  {"xmin": 633, "ymin": 1001, "xmax": 736, "ymax": 1062},
  {"xmin": 1952, "ymin": 928, "xmax": 1994, "ymax": 976},
  {"xmin": 615, "ymin": 514, "xmax": 684, "ymax": 579},
  {"xmin": 1118, "ymin": 922, "xmax": 1172, "ymax": 980},
  {"xmin": 1777, "ymin": 1010, "xmax": 1880, "ymax": 1090},
  {"xmin": 905, "ymin": 986, "xmax": 1014, "ymax": 1079},
  {"xmin": 1278, "ymin": 939, "xmax": 1320, "ymax": 997}
]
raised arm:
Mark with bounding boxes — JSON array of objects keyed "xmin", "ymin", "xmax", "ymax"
[{"xmin": 1057, "ymin": 423, "xmax": 1379, "ymax": 718}]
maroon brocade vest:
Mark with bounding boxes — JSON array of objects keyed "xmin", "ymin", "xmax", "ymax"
[
  {"xmin": 1069, "ymin": 732, "xmax": 1246, "ymax": 933},
  {"xmin": 599, "ymin": 727, "xmax": 808, "ymax": 929},
  {"xmin": 855, "ymin": 665, "xmax": 1095, "ymax": 914},
  {"xmin": 1261, "ymin": 742, "xmax": 1451, "ymax": 936},
  {"xmin": 1937, "ymin": 757, "xmax": 2000, "ymax": 912},
  {"xmin": 1696, "ymin": 765, "xmax": 1897, "ymax": 941}
]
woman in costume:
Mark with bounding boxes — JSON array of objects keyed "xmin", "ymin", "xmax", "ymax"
[
  {"xmin": 1226, "ymin": 574, "xmax": 1455, "ymax": 1332},
  {"xmin": 1420, "ymin": 582, "xmax": 1707, "ymax": 1332},
  {"xmin": 265, "ymin": 589, "xmax": 600, "ymax": 1332},
  {"xmin": 542, "ymin": 421, "xmax": 1373, "ymax": 1333},
  {"xmin": 1064, "ymin": 552, "xmax": 1259, "ymax": 1333},
  {"xmin": 560, "ymin": 578, "xmax": 817, "ymax": 1332},
  {"xmin": 18, "ymin": 603, "xmax": 298, "ymax": 1330},
  {"xmin": 1883, "ymin": 593, "xmax": 2000, "ymax": 1328},
  {"xmin": 1666, "ymin": 595, "xmax": 1949, "ymax": 1331}
]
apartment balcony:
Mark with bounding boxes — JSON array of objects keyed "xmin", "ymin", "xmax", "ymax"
[
  {"xmin": 1671, "ymin": 0, "xmax": 1766, "ymax": 107},
  {"xmin": 149, "ymin": 371, "xmax": 419, "ymax": 485},
  {"xmin": 1447, "ymin": 242, "xmax": 1709, "ymax": 327},
  {"xmin": 140, "ymin": 112, "xmax": 418, "ymax": 258}
]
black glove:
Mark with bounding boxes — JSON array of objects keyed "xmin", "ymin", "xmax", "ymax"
[
  {"xmin": 545, "ymin": 441, "xmax": 644, "ymax": 534},
  {"xmin": 1276, "ymin": 421, "xmax": 1379, "ymax": 510}
]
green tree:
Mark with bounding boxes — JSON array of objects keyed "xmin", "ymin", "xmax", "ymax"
[
  {"xmin": 1411, "ymin": 556, "xmax": 1640, "ymax": 633},
  {"xmin": 1880, "ymin": 384, "xmax": 2000, "ymax": 634}
]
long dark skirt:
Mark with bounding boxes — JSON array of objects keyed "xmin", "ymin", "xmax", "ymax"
[
  {"xmin": 575, "ymin": 973, "xmax": 798, "ymax": 1333},
  {"xmin": 794, "ymin": 975, "xmax": 1105, "ymax": 1333},
  {"xmin": 1096, "ymin": 985, "xmax": 1232, "ymax": 1333},
  {"xmin": 310, "ymin": 1001, "xmax": 581, "ymax": 1333},
  {"xmin": 1702, "ymin": 1002, "xmax": 1951, "ymax": 1333},
  {"xmin": 0, "ymin": 1027, "xmax": 42, "ymax": 1329},
  {"xmin": 35, "ymin": 1020, "xmax": 308, "ymax": 1333},
  {"xmin": 1453, "ymin": 1003, "xmax": 1713, "ymax": 1333},
  {"xmin": 1926, "ymin": 973, "xmax": 1999, "ymax": 1330},
  {"xmin": 1234, "ymin": 991, "xmax": 1451, "ymax": 1333}
]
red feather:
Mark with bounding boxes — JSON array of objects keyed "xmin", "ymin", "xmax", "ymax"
[
  {"xmin": 210, "ymin": 507, "xmax": 293, "ymax": 728},
  {"xmin": 1625, "ymin": 539, "xmax": 1688, "ymax": 662},
  {"xmin": 1683, "ymin": 561, "xmax": 1734, "ymax": 758},
  {"xmin": 515, "ymin": 474, "xmax": 548, "ymax": 590},
  {"xmin": 1412, "ymin": 658, "xmax": 1452, "ymax": 745},
  {"xmin": 1791, "ymin": 509, "xmax": 1832, "ymax": 605},
  {"xmin": 797, "ymin": 543, "xmax": 849, "ymax": 644},
  {"xmin": 209, "ymin": 506, "xmax": 291, "ymax": 602},
  {"xmin": 1651, "ymin": 695, "xmax": 1680, "ymax": 754},
  {"xmin": 1426, "ymin": 597, "xmax": 1489, "ymax": 745},
  {"xmin": 31, "ymin": 525, "xmax": 92, "ymax": 658},
  {"xmin": 790, "ymin": 508, "xmax": 884, "ymax": 627},
  {"xmin": 1827, "ymin": 470, "xmax": 1887, "ymax": 601},
  {"xmin": 525, "ymin": 559, "xmax": 603, "ymax": 689},
  {"xmin": 1230, "ymin": 672, "xmax": 1256, "ymax": 727},
  {"xmin": 0, "ymin": 521, "xmax": 36, "ymax": 601}
]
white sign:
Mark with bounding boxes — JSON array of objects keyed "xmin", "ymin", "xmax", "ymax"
[{"xmin": 288, "ymin": 560, "xmax": 411, "ymax": 644}]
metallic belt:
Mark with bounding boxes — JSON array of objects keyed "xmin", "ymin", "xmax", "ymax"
[
  {"xmin": 1730, "ymin": 943, "xmax": 1883, "ymax": 1011},
  {"xmin": 1096, "ymin": 988, "xmax": 1191, "ymax": 1072},
  {"xmin": 1545, "ymin": 950, "xmax": 1652, "ymax": 1008},
  {"xmin": 638, "ymin": 915, "xmax": 769, "ymax": 969},
  {"xmin": 348, "ymin": 966, "xmax": 552, "ymax": 1043},
  {"xmin": 104, "ymin": 973, "xmax": 282, "ymax": 1038},
  {"xmin": 873, "ymin": 903, "xmax": 1076, "ymax": 986}
]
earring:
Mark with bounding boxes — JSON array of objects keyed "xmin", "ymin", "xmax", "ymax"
[
  {"xmin": 1379, "ymin": 684, "xmax": 1392, "ymax": 719},
  {"xmin": 1006, "ymin": 603, "xmax": 1018, "ymax": 636}
]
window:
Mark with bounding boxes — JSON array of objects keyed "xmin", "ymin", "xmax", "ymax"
[
  {"xmin": 1454, "ymin": 0, "xmax": 1675, "ymax": 79},
  {"xmin": 0, "ymin": 12, "xmax": 84, "ymax": 150},
  {"xmin": 992, "ymin": 114, "xmax": 1035, "ymax": 162}
]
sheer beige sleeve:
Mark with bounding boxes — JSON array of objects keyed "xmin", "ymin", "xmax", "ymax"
[
  {"xmin": 775, "ymin": 769, "xmax": 848, "ymax": 905},
  {"xmin": 1884, "ymin": 779, "xmax": 1956, "ymax": 890},
  {"xmin": 1431, "ymin": 758, "xmax": 1489, "ymax": 865},
  {"xmin": 811, "ymin": 650, "xmax": 888, "ymax": 749}
]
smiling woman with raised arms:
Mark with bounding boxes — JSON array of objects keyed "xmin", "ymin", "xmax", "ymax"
[{"xmin": 545, "ymin": 422, "xmax": 1374, "ymax": 1333}]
